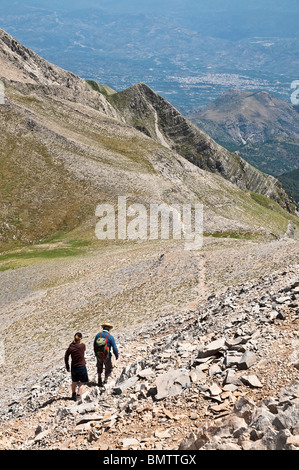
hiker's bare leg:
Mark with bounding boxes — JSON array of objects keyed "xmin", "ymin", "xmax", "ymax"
[
  {"xmin": 77, "ymin": 382, "xmax": 85, "ymax": 395},
  {"xmin": 97, "ymin": 358, "xmax": 104, "ymax": 386}
]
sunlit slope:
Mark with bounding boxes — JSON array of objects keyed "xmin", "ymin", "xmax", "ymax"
[
  {"xmin": 1, "ymin": 83, "xmax": 298, "ymax": 250},
  {"xmin": 0, "ymin": 29, "xmax": 298, "ymax": 250}
]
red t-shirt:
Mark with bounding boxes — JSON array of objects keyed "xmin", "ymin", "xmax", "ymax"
[{"xmin": 65, "ymin": 341, "xmax": 86, "ymax": 370}]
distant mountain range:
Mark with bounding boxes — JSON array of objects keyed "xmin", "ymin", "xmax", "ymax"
[
  {"xmin": 0, "ymin": 1, "xmax": 298, "ymax": 111},
  {"xmin": 188, "ymin": 89, "xmax": 299, "ymax": 205}
]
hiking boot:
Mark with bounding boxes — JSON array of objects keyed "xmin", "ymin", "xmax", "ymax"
[
  {"xmin": 104, "ymin": 377, "xmax": 108, "ymax": 384},
  {"xmin": 71, "ymin": 392, "xmax": 77, "ymax": 401},
  {"xmin": 98, "ymin": 376, "xmax": 103, "ymax": 387}
]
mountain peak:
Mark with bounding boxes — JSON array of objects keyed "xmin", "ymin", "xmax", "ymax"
[
  {"xmin": 188, "ymin": 88, "xmax": 299, "ymax": 177},
  {"xmin": 0, "ymin": 29, "xmax": 117, "ymax": 116},
  {"xmin": 0, "ymin": 28, "xmax": 74, "ymax": 86}
]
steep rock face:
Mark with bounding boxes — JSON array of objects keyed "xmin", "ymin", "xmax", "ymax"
[
  {"xmin": 108, "ymin": 84, "xmax": 291, "ymax": 210},
  {"xmin": 0, "ymin": 29, "xmax": 117, "ymax": 118}
]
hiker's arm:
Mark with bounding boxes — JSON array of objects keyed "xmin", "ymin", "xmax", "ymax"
[
  {"xmin": 64, "ymin": 348, "xmax": 71, "ymax": 371},
  {"xmin": 111, "ymin": 336, "xmax": 119, "ymax": 359}
]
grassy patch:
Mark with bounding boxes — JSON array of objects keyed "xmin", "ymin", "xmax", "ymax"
[
  {"xmin": 250, "ymin": 192, "xmax": 274, "ymax": 208},
  {"xmin": 204, "ymin": 231, "xmax": 255, "ymax": 240},
  {"xmin": 247, "ymin": 191, "xmax": 299, "ymax": 235},
  {"xmin": 0, "ymin": 239, "xmax": 92, "ymax": 272},
  {"xmin": 86, "ymin": 80, "xmax": 117, "ymax": 97}
]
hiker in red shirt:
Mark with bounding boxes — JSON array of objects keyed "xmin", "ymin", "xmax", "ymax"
[
  {"xmin": 94, "ymin": 322, "xmax": 119, "ymax": 387},
  {"xmin": 65, "ymin": 332, "xmax": 89, "ymax": 401}
]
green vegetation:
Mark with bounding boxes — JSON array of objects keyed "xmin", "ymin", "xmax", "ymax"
[
  {"xmin": 0, "ymin": 239, "xmax": 92, "ymax": 272},
  {"xmin": 277, "ymin": 168, "xmax": 299, "ymax": 206},
  {"xmin": 86, "ymin": 80, "xmax": 117, "ymax": 97},
  {"xmin": 248, "ymin": 191, "xmax": 299, "ymax": 235},
  {"xmin": 238, "ymin": 138, "xmax": 299, "ymax": 177},
  {"xmin": 250, "ymin": 192, "xmax": 275, "ymax": 209},
  {"xmin": 204, "ymin": 231, "xmax": 254, "ymax": 240}
]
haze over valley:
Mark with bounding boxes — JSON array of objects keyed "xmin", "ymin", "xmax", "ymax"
[{"xmin": 0, "ymin": 0, "xmax": 298, "ymax": 112}]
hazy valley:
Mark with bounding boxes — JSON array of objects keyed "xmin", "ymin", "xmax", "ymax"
[{"xmin": 0, "ymin": 0, "xmax": 298, "ymax": 111}]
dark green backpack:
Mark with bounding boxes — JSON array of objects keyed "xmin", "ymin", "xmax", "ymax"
[{"xmin": 95, "ymin": 332, "xmax": 110, "ymax": 359}]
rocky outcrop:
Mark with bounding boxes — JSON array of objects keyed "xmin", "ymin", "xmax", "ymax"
[
  {"xmin": 108, "ymin": 83, "xmax": 292, "ymax": 211},
  {"xmin": 180, "ymin": 381, "xmax": 299, "ymax": 450},
  {"xmin": 0, "ymin": 29, "xmax": 117, "ymax": 117}
]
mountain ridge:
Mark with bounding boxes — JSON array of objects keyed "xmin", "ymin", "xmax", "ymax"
[
  {"xmin": 108, "ymin": 83, "xmax": 292, "ymax": 211},
  {"xmin": 0, "ymin": 29, "xmax": 297, "ymax": 251},
  {"xmin": 188, "ymin": 89, "xmax": 299, "ymax": 178},
  {"xmin": 0, "ymin": 29, "xmax": 117, "ymax": 117},
  {"xmin": 0, "ymin": 28, "xmax": 291, "ymax": 212}
]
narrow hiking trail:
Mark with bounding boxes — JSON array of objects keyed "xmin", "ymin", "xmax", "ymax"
[{"xmin": 0, "ymin": 239, "xmax": 298, "ymax": 450}]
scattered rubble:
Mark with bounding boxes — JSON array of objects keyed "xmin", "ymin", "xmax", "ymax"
[
  {"xmin": 180, "ymin": 382, "xmax": 299, "ymax": 450},
  {"xmin": 0, "ymin": 265, "xmax": 298, "ymax": 450}
]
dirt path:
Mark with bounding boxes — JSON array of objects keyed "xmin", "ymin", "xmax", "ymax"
[{"xmin": 0, "ymin": 237, "xmax": 298, "ymax": 450}]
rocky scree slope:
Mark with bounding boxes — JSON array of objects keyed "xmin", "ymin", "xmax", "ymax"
[{"xmin": 0, "ymin": 264, "xmax": 298, "ymax": 450}]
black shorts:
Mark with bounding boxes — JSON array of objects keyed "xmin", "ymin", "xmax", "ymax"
[{"xmin": 71, "ymin": 365, "xmax": 89, "ymax": 383}]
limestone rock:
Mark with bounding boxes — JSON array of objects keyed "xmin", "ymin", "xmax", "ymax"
[
  {"xmin": 155, "ymin": 369, "xmax": 191, "ymax": 400},
  {"xmin": 237, "ymin": 351, "xmax": 258, "ymax": 370},
  {"xmin": 241, "ymin": 375, "xmax": 263, "ymax": 388},
  {"xmin": 198, "ymin": 338, "xmax": 226, "ymax": 359}
]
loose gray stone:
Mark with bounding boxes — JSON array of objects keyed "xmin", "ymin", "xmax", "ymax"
[
  {"xmin": 198, "ymin": 338, "xmax": 226, "ymax": 359},
  {"xmin": 122, "ymin": 438, "xmax": 139, "ymax": 447},
  {"xmin": 113, "ymin": 376, "xmax": 139, "ymax": 395},
  {"xmin": 238, "ymin": 351, "xmax": 258, "ymax": 370},
  {"xmin": 223, "ymin": 369, "xmax": 242, "ymax": 386},
  {"xmin": 241, "ymin": 374, "xmax": 263, "ymax": 388},
  {"xmin": 225, "ymin": 351, "xmax": 243, "ymax": 367},
  {"xmin": 155, "ymin": 369, "xmax": 191, "ymax": 400}
]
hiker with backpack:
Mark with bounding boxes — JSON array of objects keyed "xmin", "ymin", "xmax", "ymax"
[
  {"xmin": 94, "ymin": 322, "xmax": 119, "ymax": 387},
  {"xmin": 65, "ymin": 332, "xmax": 89, "ymax": 401}
]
